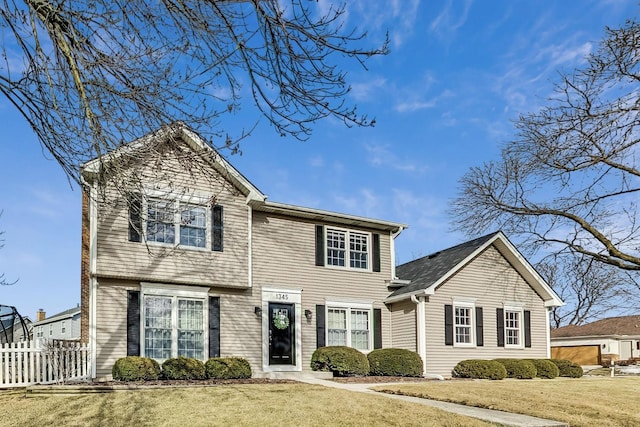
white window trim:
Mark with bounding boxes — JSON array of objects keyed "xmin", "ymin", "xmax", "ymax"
[
  {"xmin": 141, "ymin": 187, "xmax": 213, "ymax": 251},
  {"xmin": 504, "ymin": 305, "xmax": 524, "ymax": 349},
  {"xmin": 140, "ymin": 283, "xmax": 210, "ymax": 362},
  {"xmin": 324, "ymin": 226, "xmax": 372, "ymax": 272},
  {"xmin": 453, "ymin": 301, "xmax": 475, "ymax": 348},
  {"xmin": 325, "ymin": 300, "xmax": 373, "ymax": 352}
]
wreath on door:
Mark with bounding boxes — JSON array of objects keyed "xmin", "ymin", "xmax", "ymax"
[{"xmin": 273, "ymin": 312, "xmax": 290, "ymax": 330}]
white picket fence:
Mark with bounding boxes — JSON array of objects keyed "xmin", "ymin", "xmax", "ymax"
[{"xmin": 0, "ymin": 340, "xmax": 90, "ymax": 387}]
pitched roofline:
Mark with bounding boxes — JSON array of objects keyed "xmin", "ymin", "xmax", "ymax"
[
  {"xmin": 80, "ymin": 123, "xmax": 267, "ymax": 203},
  {"xmin": 32, "ymin": 307, "xmax": 81, "ymax": 326},
  {"xmin": 385, "ymin": 231, "xmax": 564, "ymax": 306},
  {"xmin": 250, "ymin": 200, "xmax": 408, "ymax": 233},
  {"xmin": 551, "ymin": 334, "xmax": 640, "ymax": 341}
]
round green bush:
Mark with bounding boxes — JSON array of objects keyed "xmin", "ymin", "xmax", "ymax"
[
  {"xmin": 367, "ymin": 348, "xmax": 423, "ymax": 377},
  {"xmin": 112, "ymin": 356, "xmax": 161, "ymax": 381},
  {"xmin": 162, "ymin": 357, "xmax": 206, "ymax": 380},
  {"xmin": 527, "ymin": 359, "xmax": 560, "ymax": 379},
  {"xmin": 205, "ymin": 357, "xmax": 252, "ymax": 379},
  {"xmin": 452, "ymin": 360, "xmax": 506, "ymax": 380},
  {"xmin": 494, "ymin": 359, "xmax": 537, "ymax": 379},
  {"xmin": 551, "ymin": 359, "xmax": 584, "ymax": 378},
  {"xmin": 310, "ymin": 346, "xmax": 369, "ymax": 377}
]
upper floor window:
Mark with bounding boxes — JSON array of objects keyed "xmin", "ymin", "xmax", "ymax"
[
  {"xmin": 129, "ymin": 194, "xmax": 223, "ymax": 251},
  {"xmin": 61, "ymin": 321, "xmax": 66, "ymax": 335},
  {"xmin": 325, "ymin": 227, "xmax": 370, "ymax": 270}
]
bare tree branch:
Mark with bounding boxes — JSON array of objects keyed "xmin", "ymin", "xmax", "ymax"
[{"xmin": 451, "ymin": 18, "xmax": 640, "ymax": 270}]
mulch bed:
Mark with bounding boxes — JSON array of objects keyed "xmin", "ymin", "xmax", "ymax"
[{"xmin": 331, "ymin": 376, "xmax": 438, "ymax": 383}]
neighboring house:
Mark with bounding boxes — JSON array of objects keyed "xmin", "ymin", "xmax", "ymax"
[
  {"xmin": 386, "ymin": 232, "xmax": 564, "ymax": 377},
  {"xmin": 79, "ymin": 123, "xmax": 563, "ymax": 380},
  {"xmin": 32, "ymin": 306, "xmax": 82, "ymax": 341},
  {"xmin": 551, "ymin": 315, "xmax": 640, "ymax": 365}
]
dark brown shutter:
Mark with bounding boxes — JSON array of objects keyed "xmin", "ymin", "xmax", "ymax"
[
  {"xmin": 212, "ymin": 205, "xmax": 223, "ymax": 252},
  {"xmin": 444, "ymin": 304, "xmax": 453, "ymax": 346},
  {"xmin": 316, "ymin": 304, "xmax": 325, "ymax": 348},
  {"xmin": 372, "ymin": 233, "xmax": 381, "ymax": 272},
  {"xmin": 524, "ymin": 310, "xmax": 531, "ymax": 348},
  {"xmin": 373, "ymin": 308, "xmax": 382, "ymax": 349},
  {"xmin": 209, "ymin": 296, "xmax": 220, "ymax": 357},
  {"xmin": 126, "ymin": 291, "xmax": 140, "ymax": 356},
  {"xmin": 496, "ymin": 308, "xmax": 505, "ymax": 347},
  {"xmin": 128, "ymin": 194, "xmax": 142, "ymax": 242},
  {"xmin": 315, "ymin": 225, "xmax": 325, "ymax": 266},
  {"xmin": 475, "ymin": 307, "xmax": 484, "ymax": 347}
]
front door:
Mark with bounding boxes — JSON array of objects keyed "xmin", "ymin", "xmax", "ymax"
[{"xmin": 268, "ymin": 302, "xmax": 295, "ymax": 365}]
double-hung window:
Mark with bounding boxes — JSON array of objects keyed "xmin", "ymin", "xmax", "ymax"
[
  {"xmin": 325, "ymin": 228, "xmax": 370, "ymax": 270},
  {"xmin": 454, "ymin": 305, "xmax": 473, "ymax": 345},
  {"xmin": 142, "ymin": 284, "xmax": 208, "ymax": 361},
  {"xmin": 145, "ymin": 198, "xmax": 211, "ymax": 249},
  {"xmin": 504, "ymin": 307, "xmax": 523, "ymax": 348},
  {"xmin": 326, "ymin": 303, "xmax": 372, "ymax": 351}
]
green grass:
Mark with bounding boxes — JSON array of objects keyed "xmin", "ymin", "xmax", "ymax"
[
  {"xmin": 374, "ymin": 377, "xmax": 640, "ymax": 427},
  {"xmin": 1, "ymin": 384, "xmax": 491, "ymax": 426}
]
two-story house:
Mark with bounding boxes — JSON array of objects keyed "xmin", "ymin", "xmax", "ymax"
[
  {"xmin": 80, "ymin": 123, "xmax": 563, "ymax": 380},
  {"xmin": 80, "ymin": 123, "xmax": 407, "ymax": 380}
]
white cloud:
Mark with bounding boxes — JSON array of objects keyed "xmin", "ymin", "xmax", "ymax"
[
  {"xmin": 429, "ymin": 0, "xmax": 473, "ymax": 40},
  {"xmin": 364, "ymin": 142, "xmax": 428, "ymax": 173},
  {"xmin": 350, "ymin": 77, "xmax": 388, "ymax": 101}
]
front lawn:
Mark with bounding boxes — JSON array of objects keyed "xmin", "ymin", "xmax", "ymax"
[
  {"xmin": 374, "ymin": 377, "xmax": 640, "ymax": 427},
  {"xmin": 1, "ymin": 383, "xmax": 491, "ymax": 426}
]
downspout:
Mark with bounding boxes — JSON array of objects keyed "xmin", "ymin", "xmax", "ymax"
[
  {"xmin": 87, "ymin": 180, "xmax": 98, "ymax": 380},
  {"xmin": 545, "ymin": 307, "xmax": 551, "ymax": 359},
  {"xmin": 410, "ymin": 295, "xmax": 427, "ymax": 376},
  {"xmin": 247, "ymin": 204, "xmax": 252, "ymax": 288},
  {"xmin": 390, "ymin": 227, "xmax": 404, "ymax": 280}
]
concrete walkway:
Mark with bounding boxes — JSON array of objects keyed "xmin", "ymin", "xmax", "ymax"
[{"xmin": 297, "ymin": 377, "xmax": 568, "ymax": 427}]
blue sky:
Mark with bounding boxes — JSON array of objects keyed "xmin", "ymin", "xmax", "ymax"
[{"xmin": 0, "ymin": 0, "xmax": 636, "ymax": 320}]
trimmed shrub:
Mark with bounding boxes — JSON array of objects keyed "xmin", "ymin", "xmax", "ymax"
[
  {"xmin": 311, "ymin": 346, "xmax": 369, "ymax": 377},
  {"xmin": 162, "ymin": 357, "xmax": 206, "ymax": 380},
  {"xmin": 367, "ymin": 348, "xmax": 423, "ymax": 377},
  {"xmin": 494, "ymin": 359, "xmax": 537, "ymax": 379},
  {"xmin": 551, "ymin": 359, "xmax": 584, "ymax": 378},
  {"xmin": 205, "ymin": 357, "xmax": 252, "ymax": 379},
  {"xmin": 112, "ymin": 356, "xmax": 161, "ymax": 381},
  {"xmin": 452, "ymin": 360, "xmax": 506, "ymax": 380},
  {"xmin": 527, "ymin": 359, "xmax": 559, "ymax": 379}
]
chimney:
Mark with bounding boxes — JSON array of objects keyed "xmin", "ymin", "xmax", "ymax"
[{"xmin": 36, "ymin": 309, "xmax": 46, "ymax": 322}]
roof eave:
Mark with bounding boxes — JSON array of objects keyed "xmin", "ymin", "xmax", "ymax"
[
  {"xmin": 250, "ymin": 200, "xmax": 408, "ymax": 233},
  {"xmin": 384, "ymin": 287, "xmax": 435, "ymax": 304}
]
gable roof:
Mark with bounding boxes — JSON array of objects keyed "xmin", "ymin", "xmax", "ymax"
[
  {"xmin": 32, "ymin": 306, "xmax": 81, "ymax": 327},
  {"xmin": 551, "ymin": 315, "xmax": 640, "ymax": 339},
  {"xmin": 386, "ymin": 231, "xmax": 564, "ymax": 307},
  {"xmin": 81, "ymin": 122, "xmax": 407, "ymax": 233}
]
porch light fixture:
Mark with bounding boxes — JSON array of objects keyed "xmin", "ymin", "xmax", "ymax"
[
  {"xmin": 254, "ymin": 306, "xmax": 262, "ymax": 317},
  {"xmin": 304, "ymin": 309, "xmax": 312, "ymax": 321}
]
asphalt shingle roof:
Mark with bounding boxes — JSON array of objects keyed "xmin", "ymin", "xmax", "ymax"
[
  {"xmin": 551, "ymin": 315, "xmax": 640, "ymax": 338},
  {"xmin": 390, "ymin": 231, "xmax": 500, "ymax": 298}
]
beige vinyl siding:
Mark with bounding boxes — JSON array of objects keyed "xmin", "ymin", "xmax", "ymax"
[
  {"xmin": 94, "ymin": 151, "xmax": 249, "ymax": 288},
  {"xmin": 94, "ymin": 278, "xmax": 262, "ymax": 379},
  {"xmin": 424, "ymin": 245, "xmax": 549, "ymax": 378},
  {"xmin": 390, "ymin": 300, "xmax": 417, "ymax": 351},
  {"xmin": 251, "ymin": 210, "xmax": 394, "ymax": 371}
]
